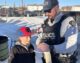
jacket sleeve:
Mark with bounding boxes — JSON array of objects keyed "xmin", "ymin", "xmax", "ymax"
[
  {"xmin": 36, "ymin": 33, "xmax": 43, "ymax": 46},
  {"xmin": 54, "ymin": 16, "xmax": 78, "ymax": 54},
  {"xmin": 8, "ymin": 46, "xmax": 18, "ymax": 63}
]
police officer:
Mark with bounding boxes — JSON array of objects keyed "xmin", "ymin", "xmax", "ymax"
[{"xmin": 36, "ymin": 0, "xmax": 78, "ymax": 63}]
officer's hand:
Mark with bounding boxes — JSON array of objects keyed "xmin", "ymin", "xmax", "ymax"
[{"xmin": 37, "ymin": 43, "xmax": 50, "ymax": 52}]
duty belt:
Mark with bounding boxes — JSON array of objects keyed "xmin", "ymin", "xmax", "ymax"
[{"xmin": 59, "ymin": 54, "xmax": 72, "ymax": 57}]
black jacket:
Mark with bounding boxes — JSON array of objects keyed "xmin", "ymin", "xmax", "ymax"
[{"xmin": 11, "ymin": 44, "xmax": 35, "ymax": 63}]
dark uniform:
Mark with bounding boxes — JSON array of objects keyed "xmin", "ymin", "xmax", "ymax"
[{"xmin": 41, "ymin": 14, "xmax": 67, "ymax": 45}]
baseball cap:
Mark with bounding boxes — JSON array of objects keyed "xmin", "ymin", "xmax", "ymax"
[
  {"xmin": 18, "ymin": 26, "xmax": 31, "ymax": 36},
  {"xmin": 43, "ymin": 0, "xmax": 59, "ymax": 12}
]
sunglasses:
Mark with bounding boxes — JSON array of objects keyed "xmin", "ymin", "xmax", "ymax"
[{"xmin": 44, "ymin": 9, "xmax": 51, "ymax": 13}]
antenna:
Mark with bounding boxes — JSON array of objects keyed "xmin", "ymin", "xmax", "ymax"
[{"xmin": 22, "ymin": 0, "xmax": 24, "ymax": 16}]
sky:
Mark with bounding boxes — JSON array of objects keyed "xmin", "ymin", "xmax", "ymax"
[{"xmin": 0, "ymin": 0, "xmax": 80, "ymax": 7}]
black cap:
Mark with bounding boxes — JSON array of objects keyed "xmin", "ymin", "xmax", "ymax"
[{"xmin": 43, "ymin": 0, "xmax": 59, "ymax": 12}]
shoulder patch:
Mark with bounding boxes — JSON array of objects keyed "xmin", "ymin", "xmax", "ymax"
[{"xmin": 69, "ymin": 20, "xmax": 76, "ymax": 26}]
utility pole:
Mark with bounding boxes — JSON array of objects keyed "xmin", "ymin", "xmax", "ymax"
[
  {"xmin": 5, "ymin": 0, "xmax": 8, "ymax": 22},
  {"xmin": 5, "ymin": 0, "xmax": 6, "ymax": 16},
  {"xmin": 13, "ymin": 2, "xmax": 15, "ymax": 16},
  {"xmin": 22, "ymin": 0, "xmax": 24, "ymax": 15}
]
